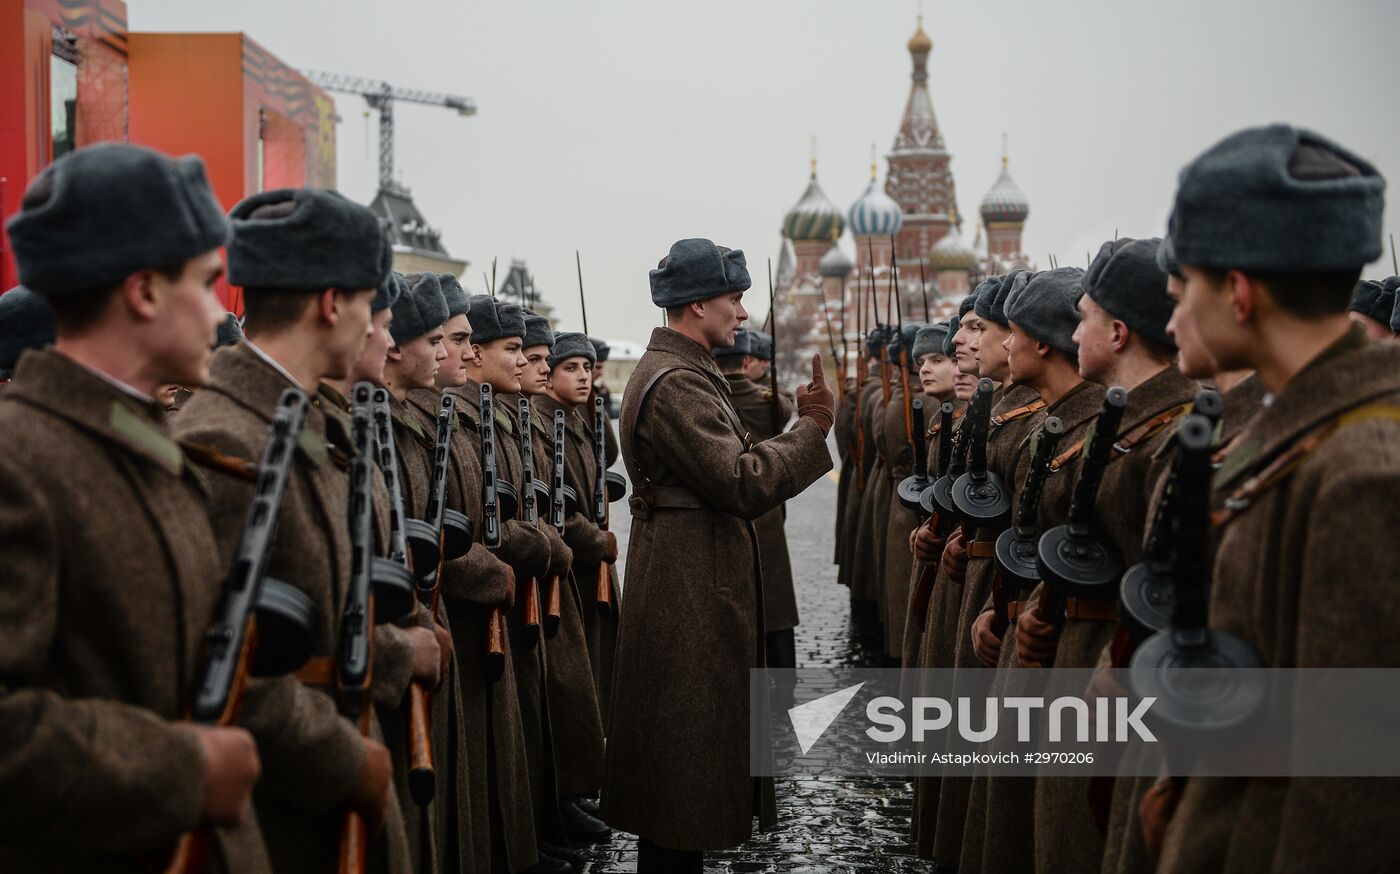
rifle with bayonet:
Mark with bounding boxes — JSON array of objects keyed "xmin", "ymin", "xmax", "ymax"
[
  {"xmin": 593, "ymin": 395, "xmax": 616, "ymax": 613},
  {"xmin": 166, "ymin": 389, "xmax": 313, "ymax": 874},
  {"xmin": 767, "ymin": 259, "xmax": 783, "ymax": 436}
]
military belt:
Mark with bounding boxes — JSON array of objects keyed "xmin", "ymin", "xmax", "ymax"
[{"xmin": 628, "ymin": 485, "xmax": 707, "ymax": 519}]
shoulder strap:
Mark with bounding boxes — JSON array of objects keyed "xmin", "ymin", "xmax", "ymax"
[
  {"xmin": 991, "ymin": 399, "xmax": 1047, "ymax": 427},
  {"xmin": 1211, "ymin": 403, "xmax": 1400, "ymax": 527},
  {"xmin": 1050, "ymin": 401, "xmax": 1192, "ymax": 471}
]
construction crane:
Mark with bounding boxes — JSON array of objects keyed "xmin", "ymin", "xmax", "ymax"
[{"xmin": 300, "ymin": 70, "xmax": 476, "ymax": 190}]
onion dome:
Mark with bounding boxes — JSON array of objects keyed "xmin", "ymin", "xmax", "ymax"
[
  {"xmin": 929, "ymin": 212, "xmax": 977, "ymax": 271},
  {"xmin": 980, "ymin": 145, "xmax": 1030, "ymax": 224},
  {"xmin": 848, "ymin": 153, "xmax": 904, "ymax": 237},
  {"xmin": 819, "ymin": 241, "xmax": 854, "ymax": 278},
  {"xmin": 908, "ymin": 15, "xmax": 932, "ymax": 54},
  {"xmin": 782, "ymin": 158, "xmax": 845, "ymax": 242}
]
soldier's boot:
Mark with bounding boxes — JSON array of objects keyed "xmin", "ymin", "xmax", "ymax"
[{"xmin": 560, "ymin": 796, "xmax": 611, "ymax": 844}]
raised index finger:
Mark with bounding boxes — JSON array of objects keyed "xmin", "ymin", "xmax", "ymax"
[{"xmin": 810, "ymin": 353, "xmax": 825, "ymax": 385}]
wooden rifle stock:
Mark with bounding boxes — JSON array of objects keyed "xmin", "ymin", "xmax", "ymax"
[{"xmin": 167, "ymin": 389, "xmax": 308, "ymax": 874}]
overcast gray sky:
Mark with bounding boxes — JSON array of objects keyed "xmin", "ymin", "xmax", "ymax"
[{"xmin": 131, "ymin": 0, "xmax": 1400, "ymax": 344}]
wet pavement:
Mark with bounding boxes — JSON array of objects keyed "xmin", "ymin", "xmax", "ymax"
[{"xmin": 585, "ymin": 455, "xmax": 940, "ymax": 873}]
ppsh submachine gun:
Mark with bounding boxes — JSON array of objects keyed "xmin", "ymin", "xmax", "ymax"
[
  {"xmin": 991, "ymin": 415, "xmax": 1064, "ymax": 637},
  {"xmin": 592, "ymin": 394, "xmax": 625, "ymax": 613},
  {"xmin": 516, "ymin": 396, "xmax": 550, "ymax": 645},
  {"xmin": 166, "ymin": 388, "xmax": 315, "ymax": 874},
  {"xmin": 480, "ymin": 384, "xmax": 515, "ymax": 681}
]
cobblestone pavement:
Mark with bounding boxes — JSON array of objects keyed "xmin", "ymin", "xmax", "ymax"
[{"xmin": 584, "ymin": 453, "xmax": 940, "ymax": 873}]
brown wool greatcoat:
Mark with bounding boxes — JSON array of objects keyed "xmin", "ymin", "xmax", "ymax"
[
  {"xmin": 534, "ymin": 392, "xmax": 621, "ymax": 732},
  {"xmin": 878, "ymin": 379, "xmax": 922, "ymax": 659},
  {"xmin": 837, "ymin": 377, "xmax": 882, "ymax": 592},
  {"xmin": 899, "ymin": 398, "xmax": 965, "ymax": 676},
  {"xmin": 926, "ymin": 382, "xmax": 1045, "ymax": 864},
  {"xmin": 572, "ymin": 398, "xmax": 623, "ymax": 716},
  {"xmin": 1031, "ymin": 364, "xmax": 1198, "ymax": 874},
  {"xmin": 600, "ymin": 328, "xmax": 832, "ymax": 852},
  {"xmin": 522, "ymin": 395, "xmax": 607, "ymax": 797},
  {"xmin": 1158, "ymin": 330, "xmax": 1400, "ymax": 873},
  {"xmin": 440, "ymin": 384, "xmax": 541, "ymax": 873},
  {"xmin": 0, "ymin": 351, "xmax": 270, "ymax": 874},
  {"xmin": 382, "ymin": 387, "xmax": 481, "ymax": 874},
  {"xmin": 463, "ymin": 387, "xmax": 568, "ymax": 845},
  {"xmin": 172, "ymin": 344, "xmax": 411, "ymax": 874},
  {"xmin": 959, "ymin": 380, "xmax": 1106, "ymax": 874},
  {"xmin": 1097, "ymin": 373, "xmax": 1264, "ymax": 874},
  {"xmin": 851, "ymin": 379, "xmax": 892, "ymax": 610},
  {"xmin": 910, "ymin": 408, "xmax": 973, "ymax": 858},
  {"xmin": 832, "ymin": 377, "xmax": 858, "ymax": 565},
  {"xmin": 724, "ymin": 372, "xmax": 799, "ymax": 632}
]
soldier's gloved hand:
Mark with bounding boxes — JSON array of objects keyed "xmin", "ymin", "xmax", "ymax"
[
  {"xmin": 540, "ymin": 521, "xmax": 573, "ymax": 580},
  {"xmin": 940, "ymin": 527, "xmax": 969, "ymax": 582},
  {"xmin": 1016, "ymin": 605, "xmax": 1060, "ymax": 668},
  {"xmin": 347, "ymin": 737, "xmax": 392, "ymax": 835},
  {"xmin": 179, "ymin": 724, "xmax": 261, "ymax": 826},
  {"xmin": 971, "ymin": 610, "xmax": 1002, "ymax": 667},
  {"xmin": 499, "ymin": 520, "xmax": 551, "ymax": 580},
  {"xmin": 602, "ymin": 530, "xmax": 619, "ymax": 563},
  {"xmin": 795, "ymin": 354, "xmax": 835, "ymax": 435},
  {"xmin": 405, "ymin": 625, "xmax": 443, "ymax": 687},
  {"xmin": 912, "ymin": 520, "xmax": 945, "ymax": 563}
]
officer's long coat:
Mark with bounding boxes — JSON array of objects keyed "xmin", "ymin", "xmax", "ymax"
[
  {"xmin": 832, "ymin": 376, "xmax": 858, "ymax": 564},
  {"xmin": 724, "ymin": 372, "xmax": 799, "ymax": 633},
  {"xmin": 174, "ymin": 343, "xmax": 413, "ymax": 874},
  {"xmin": 1159, "ymin": 330, "xmax": 1400, "ymax": 874},
  {"xmin": 601, "ymin": 328, "xmax": 832, "ymax": 851},
  {"xmin": 0, "ymin": 350, "xmax": 270, "ymax": 874}
]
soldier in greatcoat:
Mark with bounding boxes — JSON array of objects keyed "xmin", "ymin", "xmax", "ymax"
[
  {"xmin": 1014, "ymin": 237, "xmax": 1197, "ymax": 874},
  {"xmin": 600, "ymin": 238, "xmax": 834, "ymax": 873},
  {"xmin": 0, "ymin": 285, "xmax": 54, "ymax": 383},
  {"xmin": 959, "ymin": 267, "xmax": 1105, "ymax": 874},
  {"xmin": 0, "ymin": 143, "xmax": 268, "ymax": 873},
  {"xmin": 1151, "ymin": 124, "xmax": 1400, "ymax": 872},
  {"xmin": 172, "ymin": 188, "xmax": 418, "ymax": 874}
]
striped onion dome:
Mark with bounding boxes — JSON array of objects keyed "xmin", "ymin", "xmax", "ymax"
[
  {"xmin": 929, "ymin": 219, "xmax": 977, "ymax": 271},
  {"xmin": 782, "ymin": 165, "xmax": 845, "ymax": 242},
  {"xmin": 818, "ymin": 241, "xmax": 854, "ymax": 278},
  {"xmin": 848, "ymin": 174, "xmax": 904, "ymax": 237},
  {"xmin": 980, "ymin": 156, "xmax": 1030, "ymax": 224}
]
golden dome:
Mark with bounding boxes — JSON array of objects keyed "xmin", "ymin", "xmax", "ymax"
[{"xmin": 908, "ymin": 16, "xmax": 932, "ymax": 53}]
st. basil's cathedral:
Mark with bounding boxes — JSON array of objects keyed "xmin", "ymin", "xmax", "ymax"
[{"xmin": 772, "ymin": 16, "xmax": 1032, "ymax": 368}]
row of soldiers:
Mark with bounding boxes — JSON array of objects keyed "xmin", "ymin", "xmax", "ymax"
[
  {"xmin": 0, "ymin": 142, "xmax": 635, "ymax": 874},
  {"xmin": 833, "ymin": 123, "xmax": 1400, "ymax": 872}
]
